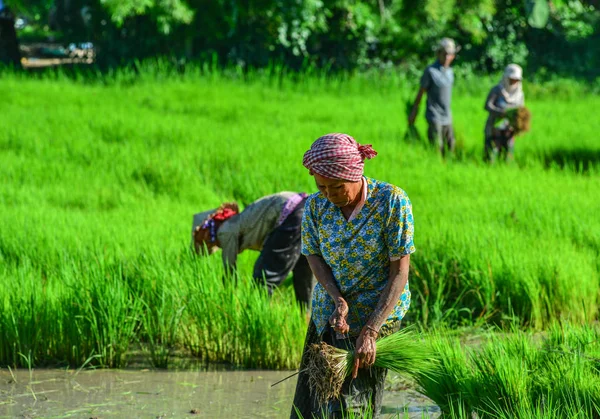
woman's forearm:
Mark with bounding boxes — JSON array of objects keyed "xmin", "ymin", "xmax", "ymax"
[
  {"xmin": 306, "ymin": 254, "xmax": 343, "ymax": 302},
  {"xmin": 364, "ymin": 255, "xmax": 410, "ymax": 332},
  {"xmin": 484, "ymin": 92, "xmax": 504, "ymax": 116}
]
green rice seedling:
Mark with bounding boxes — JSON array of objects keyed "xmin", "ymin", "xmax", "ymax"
[
  {"xmin": 419, "ymin": 324, "xmax": 600, "ymax": 418},
  {"xmin": 543, "ymin": 322, "xmax": 600, "ymax": 355},
  {"xmin": 415, "ymin": 333, "xmax": 476, "ymax": 415},
  {"xmin": 468, "ymin": 332, "xmax": 539, "ymax": 415},
  {"xmin": 483, "ymin": 395, "xmax": 580, "ymax": 419},
  {"xmin": 76, "ymin": 264, "xmax": 146, "ymax": 368},
  {"xmin": 139, "ymin": 289, "xmax": 186, "ymax": 368},
  {"xmin": 307, "ymin": 328, "xmax": 438, "ymax": 402},
  {"xmin": 179, "ymin": 253, "xmax": 306, "ymax": 369}
]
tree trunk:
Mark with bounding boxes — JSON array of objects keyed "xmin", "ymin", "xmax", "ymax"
[{"xmin": 0, "ymin": 9, "xmax": 21, "ymax": 67}]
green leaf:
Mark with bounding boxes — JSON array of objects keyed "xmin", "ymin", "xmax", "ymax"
[{"xmin": 525, "ymin": 0, "xmax": 550, "ymax": 28}]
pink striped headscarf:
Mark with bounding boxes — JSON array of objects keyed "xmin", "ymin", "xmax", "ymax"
[{"xmin": 302, "ymin": 133, "xmax": 377, "ymax": 182}]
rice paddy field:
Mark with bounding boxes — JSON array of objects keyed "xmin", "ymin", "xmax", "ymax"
[{"xmin": 1, "ymin": 65, "xmax": 600, "ymax": 417}]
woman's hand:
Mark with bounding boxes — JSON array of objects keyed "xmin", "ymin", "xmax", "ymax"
[
  {"xmin": 352, "ymin": 327, "xmax": 378, "ymax": 378},
  {"xmin": 329, "ymin": 297, "xmax": 350, "ymax": 334}
]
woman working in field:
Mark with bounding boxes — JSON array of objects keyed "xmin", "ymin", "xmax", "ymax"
[
  {"xmin": 192, "ymin": 192, "xmax": 315, "ymax": 307},
  {"xmin": 484, "ymin": 63, "xmax": 528, "ymax": 162},
  {"xmin": 290, "ymin": 133, "xmax": 415, "ymax": 418}
]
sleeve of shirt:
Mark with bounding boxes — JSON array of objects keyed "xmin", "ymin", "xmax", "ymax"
[
  {"xmin": 420, "ymin": 68, "xmax": 431, "ymax": 90},
  {"xmin": 385, "ymin": 190, "xmax": 416, "ymax": 260},
  {"xmin": 301, "ymin": 197, "xmax": 321, "ymax": 256},
  {"xmin": 484, "ymin": 87, "xmax": 504, "ymax": 116},
  {"xmin": 220, "ymin": 232, "xmax": 239, "ymax": 271}
]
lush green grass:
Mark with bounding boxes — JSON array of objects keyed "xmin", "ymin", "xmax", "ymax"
[{"xmin": 0, "ymin": 67, "xmax": 599, "ymax": 370}]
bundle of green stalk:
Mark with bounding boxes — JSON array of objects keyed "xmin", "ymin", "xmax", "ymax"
[
  {"xmin": 403, "ymin": 98, "xmax": 423, "ymax": 143},
  {"xmin": 307, "ymin": 328, "xmax": 438, "ymax": 403},
  {"xmin": 506, "ymin": 106, "xmax": 532, "ymax": 135}
]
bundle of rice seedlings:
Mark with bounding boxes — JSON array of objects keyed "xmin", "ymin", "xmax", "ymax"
[
  {"xmin": 307, "ymin": 342, "xmax": 353, "ymax": 404},
  {"xmin": 507, "ymin": 106, "xmax": 531, "ymax": 135},
  {"xmin": 307, "ymin": 328, "xmax": 438, "ymax": 403},
  {"xmin": 403, "ymin": 98, "xmax": 424, "ymax": 143},
  {"xmin": 403, "ymin": 124, "xmax": 424, "ymax": 143}
]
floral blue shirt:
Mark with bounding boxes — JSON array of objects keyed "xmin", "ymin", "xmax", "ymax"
[{"xmin": 302, "ymin": 177, "xmax": 416, "ymax": 335}]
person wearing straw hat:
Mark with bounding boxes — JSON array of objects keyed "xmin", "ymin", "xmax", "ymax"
[
  {"xmin": 290, "ymin": 133, "xmax": 415, "ymax": 419},
  {"xmin": 191, "ymin": 193, "xmax": 315, "ymax": 308},
  {"xmin": 408, "ymin": 37, "xmax": 458, "ymax": 156},
  {"xmin": 484, "ymin": 63, "xmax": 526, "ymax": 162}
]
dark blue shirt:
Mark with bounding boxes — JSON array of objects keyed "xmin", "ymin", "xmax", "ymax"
[{"xmin": 420, "ymin": 61, "xmax": 454, "ymax": 125}]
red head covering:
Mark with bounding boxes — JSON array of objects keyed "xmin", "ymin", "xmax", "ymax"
[
  {"xmin": 200, "ymin": 205, "xmax": 238, "ymax": 243},
  {"xmin": 302, "ymin": 133, "xmax": 377, "ymax": 182},
  {"xmin": 212, "ymin": 208, "xmax": 237, "ymax": 222}
]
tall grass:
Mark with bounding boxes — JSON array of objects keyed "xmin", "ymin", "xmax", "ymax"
[{"xmin": 0, "ymin": 66, "xmax": 599, "ymax": 368}]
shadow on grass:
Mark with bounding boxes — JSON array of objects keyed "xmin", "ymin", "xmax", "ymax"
[{"xmin": 542, "ymin": 148, "xmax": 600, "ymax": 173}]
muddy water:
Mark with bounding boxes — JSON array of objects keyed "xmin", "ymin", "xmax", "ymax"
[{"xmin": 0, "ymin": 368, "xmax": 439, "ymax": 418}]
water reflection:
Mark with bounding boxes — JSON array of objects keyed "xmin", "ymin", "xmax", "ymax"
[{"xmin": 0, "ymin": 369, "xmax": 439, "ymax": 418}]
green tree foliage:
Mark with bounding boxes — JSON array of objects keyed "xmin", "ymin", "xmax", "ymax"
[
  {"xmin": 7, "ymin": 0, "xmax": 600, "ymax": 76},
  {"xmin": 184, "ymin": 0, "xmax": 328, "ymax": 66},
  {"xmin": 527, "ymin": 0, "xmax": 600, "ymax": 78},
  {"xmin": 526, "ymin": 0, "xmax": 550, "ymax": 28},
  {"xmin": 101, "ymin": 0, "xmax": 193, "ymax": 33}
]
